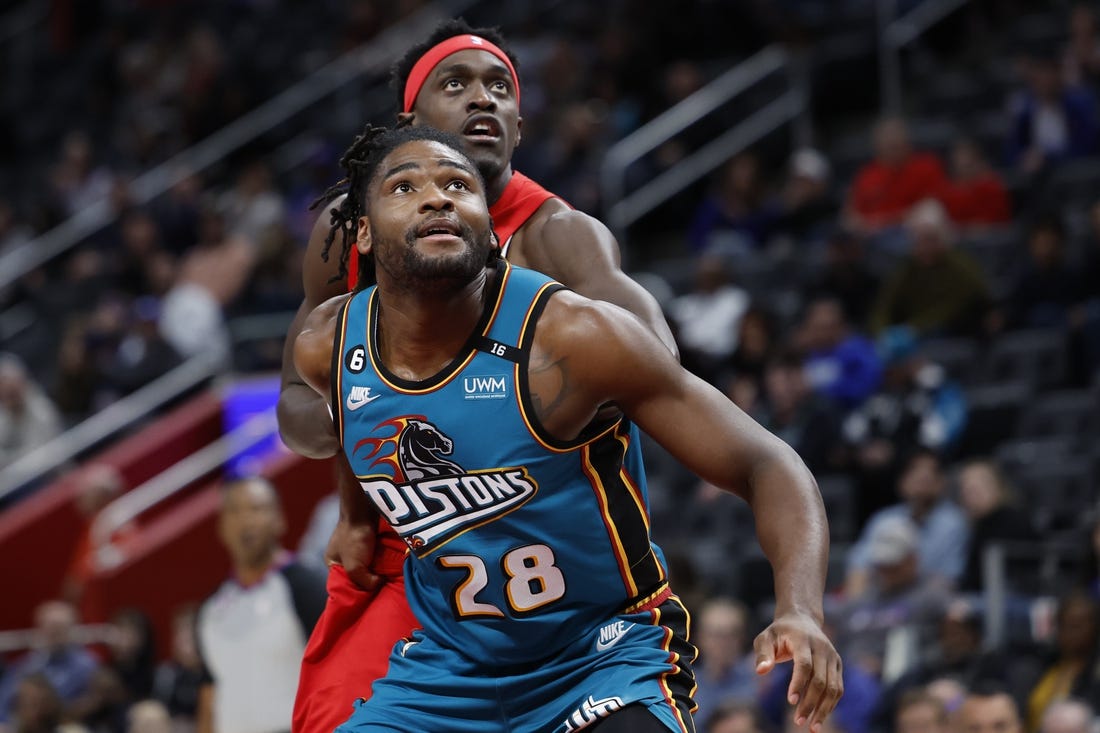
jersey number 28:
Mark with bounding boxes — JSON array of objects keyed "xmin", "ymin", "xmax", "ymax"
[{"xmin": 437, "ymin": 544, "xmax": 566, "ymax": 618}]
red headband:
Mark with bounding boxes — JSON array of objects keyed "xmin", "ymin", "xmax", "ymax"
[{"xmin": 402, "ymin": 35, "xmax": 520, "ymax": 113}]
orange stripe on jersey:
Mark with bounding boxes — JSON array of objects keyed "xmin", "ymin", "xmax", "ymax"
[
  {"xmin": 333, "ymin": 301, "xmax": 351, "ymax": 445},
  {"xmin": 366, "ymin": 269, "xmax": 509, "ymax": 395},
  {"xmin": 582, "ymin": 443, "xmax": 637, "ymax": 597},
  {"xmin": 652, "ymin": 604, "xmax": 695, "ymax": 732}
]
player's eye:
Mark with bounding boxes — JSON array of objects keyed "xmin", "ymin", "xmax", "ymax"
[
  {"xmin": 447, "ymin": 179, "xmax": 470, "ymax": 192},
  {"xmin": 392, "ymin": 182, "xmax": 413, "ymax": 194},
  {"xmin": 491, "ymin": 80, "xmax": 510, "ymax": 93},
  {"xmin": 443, "ymin": 78, "xmax": 463, "ymax": 90}
]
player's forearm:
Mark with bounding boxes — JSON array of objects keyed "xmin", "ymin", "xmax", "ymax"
[
  {"xmin": 747, "ymin": 448, "xmax": 829, "ymax": 622},
  {"xmin": 277, "ymin": 384, "xmax": 339, "ymax": 458},
  {"xmin": 335, "ymin": 451, "xmax": 376, "ymax": 524}
]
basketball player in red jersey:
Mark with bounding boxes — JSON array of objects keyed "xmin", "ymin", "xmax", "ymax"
[{"xmin": 279, "ymin": 19, "xmax": 679, "ymax": 733}]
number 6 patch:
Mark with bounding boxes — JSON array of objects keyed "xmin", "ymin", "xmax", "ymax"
[{"xmin": 345, "ymin": 345, "xmax": 367, "ymax": 373}]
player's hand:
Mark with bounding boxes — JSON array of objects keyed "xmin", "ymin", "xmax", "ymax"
[
  {"xmin": 754, "ymin": 610, "xmax": 843, "ymax": 733},
  {"xmin": 324, "ymin": 516, "xmax": 382, "ymax": 592}
]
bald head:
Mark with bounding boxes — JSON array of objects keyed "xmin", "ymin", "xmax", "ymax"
[
  {"xmin": 1040, "ymin": 700, "xmax": 1094, "ymax": 733},
  {"xmin": 34, "ymin": 601, "xmax": 79, "ymax": 653},
  {"xmin": 218, "ymin": 477, "xmax": 285, "ymax": 571}
]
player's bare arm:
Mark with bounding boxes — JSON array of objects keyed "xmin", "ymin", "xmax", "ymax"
[
  {"xmin": 513, "ymin": 201, "xmax": 679, "ymax": 358},
  {"xmin": 293, "ymin": 291, "xmax": 383, "ymax": 589},
  {"xmin": 529, "ymin": 292, "xmax": 843, "ymax": 732},
  {"xmin": 277, "ymin": 194, "xmax": 350, "ymax": 458}
]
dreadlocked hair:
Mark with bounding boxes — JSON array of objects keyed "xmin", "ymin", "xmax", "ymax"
[
  {"xmin": 390, "ymin": 18, "xmax": 519, "ymax": 113},
  {"xmin": 310, "ymin": 123, "xmax": 488, "ymax": 286}
]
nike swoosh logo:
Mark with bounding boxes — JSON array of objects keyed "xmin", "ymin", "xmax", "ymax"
[
  {"xmin": 347, "ymin": 394, "xmax": 382, "ymax": 411},
  {"xmin": 595, "ymin": 623, "xmax": 634, "ymax": 652}
]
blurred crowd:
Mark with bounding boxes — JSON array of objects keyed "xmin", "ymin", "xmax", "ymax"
[{"xmin": 1, "ymin": 1, "xmax": 1099, "ymax": 733}]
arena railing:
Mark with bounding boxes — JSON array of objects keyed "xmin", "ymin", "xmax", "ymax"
[
  {"xmin": 89, "ymin": 409, "xmax": 278, "ymax": 572},
  {"xmin": 0, "ymin": 353, "xmax": 224, "ymax": 503},
  {"xmin": 0, "ymin": 0, "xmax": 478, "ymax": 295},
  {"xmin": 598, "ymin": 44, "xmax": 811, "ymax": 245},
  {"xmin": 877, "ymin": 0, "xmax": 971, "ymax": 114}
]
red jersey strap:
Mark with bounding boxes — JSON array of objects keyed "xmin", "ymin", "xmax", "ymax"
[
  {"xmin": 489, "ymin": 171, "xmax": 560, "ymax": 249},
  {"xmin": 344, "ymin": 171, "xmax": 560, "ymax": 290}
]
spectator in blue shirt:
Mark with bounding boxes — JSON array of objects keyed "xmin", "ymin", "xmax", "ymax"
[
  {"xmin": 845, "ymin": 449, "xmax": 970, "ymax": 597},
  {"xmin": 797, "ymin": 296, "xmax": 883, "ymax": 410},
  {"xmin": 1007, "ymin": 52, "xmax": 1099, "ymax": 175},
  {"xmin": 0, "ymin": 600, "xmax": 99, "ymax": 722}
]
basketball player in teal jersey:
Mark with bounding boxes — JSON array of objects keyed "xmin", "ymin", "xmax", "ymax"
[
  {"xmin": 284, "ymin": 22, "xmax": 679, "ymax": 733},
  {"xmin": 294, "ymin": 125, "xmax": 843, "ymax": 732}
]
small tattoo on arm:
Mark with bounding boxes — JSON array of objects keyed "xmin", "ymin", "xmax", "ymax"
[{"xmin": 529, "ymin": 350, "xmax": 569, "ymax": 424}]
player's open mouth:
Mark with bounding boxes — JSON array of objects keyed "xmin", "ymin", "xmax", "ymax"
[
  {"xmin": 416, "ymin": 217, "xmax": 463, "ymax": 243},
  {"xmin": 462, "ymin": 114, "xmax": 502, "ymax": 142}
]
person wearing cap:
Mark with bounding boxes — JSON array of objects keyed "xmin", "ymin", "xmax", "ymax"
[
  {"xmin": 834, "ymin": 514, "xmax": 950, "ymax": 680},
  {"xmin": 279, "ymin": 19, "xmax": 678, "ymax": 733},
  {"xmin": 844, "ymin": 449, "xmax": 969, "ymax": 598}
]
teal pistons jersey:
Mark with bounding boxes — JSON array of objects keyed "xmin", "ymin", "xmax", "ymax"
[{"xmin": 332, "ymin": 260, "xmax": 671, "ymax": 665}]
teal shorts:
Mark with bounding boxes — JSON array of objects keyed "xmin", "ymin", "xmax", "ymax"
[{"xmin": 335, "ymin": 595, "xmax": 698, "ymax": 733}]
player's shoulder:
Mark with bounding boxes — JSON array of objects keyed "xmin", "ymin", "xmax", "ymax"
[{"xmin": 538, "ymin": 288, "xmax": 644, "ymax": 351}]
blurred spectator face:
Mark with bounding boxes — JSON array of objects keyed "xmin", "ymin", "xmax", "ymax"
[
  {"xmin": 721, "ymin": 153, "xmax": 760, "ymax": 199},
  {"xmin": 951, "ymin": 140, "xmax": 985, "ymax": 181},
  {"xmin": 898, "ymin": 453, "xmax": 945, "ymax": 509},
  {"xmin": 737, "ymin": 310, "xmax": 773, "ymax": 361},
  {"xmin": 800, "ymin": 299, "xmax": 846, "ymax": 352},
  {"xmin": 1039, "ymin": 700, "xmax": 1093, "ymax": 733},
  {"xmin": 710, "ymin": 706, "xmax": 766, "ymax": 733},
  {"xmin": 938, "ymin": 602, "xmax": 982, "ymax": 663},
  {"xmin": 75, "ymin": 464, "xmax": 124, "ymax": 518},
  {"xmin": 218, "ymin": 479, "xmax": 285, "ymax": 569},
  {"xmin": 0, "ymin": 356, "xmax": 29, "ymax": 412},
  {"xmin": 108, "ymin": 609, "xmax": 152, "ymax": 665},
  {"xmin": 694, "ymin": 255, "xmax": 731, "ymax": 293},
  {"xmin": 1029, "ymin": 58, "xmax": 1063, "ymax": 101},
  {"xmin": 873, "ymin": 117, "xmax": 911, "ymax": 166},
  {"xmin": 1071, "ymin": 4, "xmax": 1096, "ymax": 41},
  {"xmin": 697, "ymin": 599, "xmax": 748, "ymax": 672},
  {"xmin": 958, "ymin": 693, "xmax": 1023, "ymax": 733},
  {"xmin": 128, "ymin": 700, "xmax": 173, "ymax": 733},
  {"xmin": 906, "ymin": 200, "xmax": 952, "ymax": 266},
  {"xmin": 121, "ymin": 211, "xmax": 159, "ymax": 256},
  {"xmin": 897, "ymin": 698, "xmax": 949, "ymax": 733},
  {"xmin": 926, "ymin": 677, "xmax": 966, "ymax": 713},
  {"xmin": 662, "ymin": 60, "xmax": 703, "ymax": 104},
  {"xmin": 34, "ymin": 600, "xmax": 78, "ymax": 653},
  {"xmin": 171, "ymin": 606, "xmax": 201, "ymax": 669},
  {"xmin": 873, "ymin": 553, "xmax": 918, "ymax": 594},
  {"xmin": 1055, "ymin": 594, "xmax": 1098, "ymax": 657},
  {"xmin": 1028, "ymin": 225, "xmax": 1064, "ymax": 267},
  {"xmin": 958, "ymin": 461, "xmax": 1004, "ymax": 520},
  {"xmin": 764, "ymin": 361, "xmax": 807, "ymax": 416}
]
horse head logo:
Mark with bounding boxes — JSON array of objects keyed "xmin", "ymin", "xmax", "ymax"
[{"xmin": 398, "ymin": 419, "xmax": 463, "ymax": 480}]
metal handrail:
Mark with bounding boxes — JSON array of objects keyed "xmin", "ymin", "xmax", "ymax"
[
  {"xmin": 878, "ymin": 0, "xmax": 971, "ymax": 113},
  {"xmin": 0, "ymin": 0, "xmax": 477, "ymax": 293},
  {"xmin": 599, "ymin": 44, "xmax": 808, "ymax": 241},
  {"xmin": 0, "ymin": 354, "xmax": 222, "ymax": 502},
  {"xmin": 607, "ymin": 90, "xmax": 805, "ymax": 233},
  {"xmin": 0, "ymin": 624, "xmax": 116, "ymax": 652},
  {"xmin": 91, "ymin": 409, "xmax": 279, "ymax": 571}
]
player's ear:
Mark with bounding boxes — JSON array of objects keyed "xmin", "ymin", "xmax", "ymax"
[
  {"xmin": 396, "ymin": 111, "xmax": 415, "ymax": 128},
  {"xmin": 356, "ymin": 215, "xmax": 372, "ymax": 256},
  {"xmin": 515, "ymin": 116, "xmax": 522, "ymax": 148}
]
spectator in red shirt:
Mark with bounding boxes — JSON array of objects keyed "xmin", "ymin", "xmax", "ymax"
[
  {"xmin": 937, "ymin": 137, "xmax": 1012, "ymax": 228},
  {"xmin": 844, "ymin": 116, "xmax": 948, "ymax": 235}
]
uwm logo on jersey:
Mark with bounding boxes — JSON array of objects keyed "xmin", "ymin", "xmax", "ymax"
[{"xmin": 351, "ymin": 415, "xmax": 537, "ymax": 555}]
